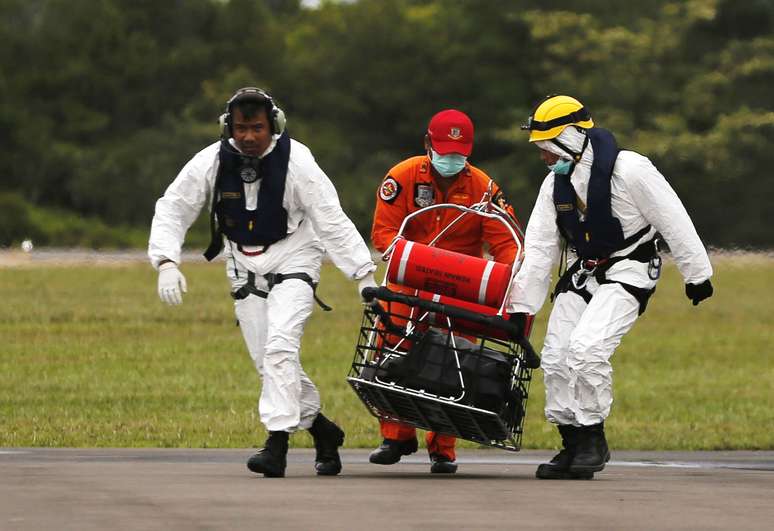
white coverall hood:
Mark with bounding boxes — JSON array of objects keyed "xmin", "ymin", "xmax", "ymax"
[
  {"xmin": 536, "ymin": 126, "xmax": 595, "ymax": 207},
  {"xmin": 535, "ymin": 126, "xmax": 593, "ymax": 167}
]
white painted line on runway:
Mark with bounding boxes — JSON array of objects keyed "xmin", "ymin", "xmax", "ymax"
[
  {"xmin": 400, "ymin": 455, "xmax": 773, "ymax": 470},
  {"xmin": 609, "ymin": 460, "xmax": 702, "ymax": 469}
]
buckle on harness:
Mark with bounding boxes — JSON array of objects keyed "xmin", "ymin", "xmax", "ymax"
[
  {"xmin": 231, "ymin": 281, "xmax": 268, "ymax": 301},
  {"xmin": 648, "ymin": 255, "xmax": 662, "ymax": 280},
  {"xmin": 572, "ymin": 258, "xmax": 607, "ymax": 290},
  {"xmin": 582, "ymin": 258, "xmax": 608, "ymax": 270},
  {"xmin": 264, "ymin": 272, "xmax": 283, "ymax": 290}
]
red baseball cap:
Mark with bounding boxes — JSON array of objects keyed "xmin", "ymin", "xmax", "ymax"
[{"xmin": 427, "ymin": 109, "xmax": 474, "ymax": 156}]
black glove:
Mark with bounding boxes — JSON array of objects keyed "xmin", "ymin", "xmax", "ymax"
[
  {"xmin": 508, "ymin": 312, "xmax": 528, "ymax": 335},
  {"xmin": 685, "ymin": 279, "xmax": 713, "ymax": 306},
  {"xmin": 507, "ymin": 313, "xmax": 540, "ymax": 368}
]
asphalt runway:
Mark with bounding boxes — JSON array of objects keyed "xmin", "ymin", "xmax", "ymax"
[{"xmin": 1, "ymin": 448, "xmax": 772, "ymax": 530}]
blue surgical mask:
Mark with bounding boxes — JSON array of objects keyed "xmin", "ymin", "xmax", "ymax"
[
  {"xmin": 548, "ymin": 158, "xmax": 573, "ymax": 176},
  {"xmin": 430, "ymin": 149, "xmax": 467, "ymax": 177}
]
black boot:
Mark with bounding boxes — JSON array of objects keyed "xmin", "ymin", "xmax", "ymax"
[
  {"xmin": 308, "ymin": 413, "xmax": 345, "ymax": 476},
  {"xmin": 429, "ymin": 453, "xmax": 458, "ymax": 474},
  {"xmin": 368, "ymin": 438, "xmax": 418, "ymax": 465},
  {"xmin": 536, "ymin": 425, "xmax": 593, "ymax": 480},
  {"xmin": 569, "ymin": 423, "xmax": 611, "ymax": 474},
  {"xmin": 247, "ymin": 431, "xmax": 289, "ymax": 478}
]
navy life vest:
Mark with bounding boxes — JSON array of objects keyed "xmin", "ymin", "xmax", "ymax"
[
  {"xmin": 203, "ymin": 132, "xmax": 291, "ymax": 261},
  {"xmin": 553, "ymin": 128, "xmax": 648, "ymax": 260}
]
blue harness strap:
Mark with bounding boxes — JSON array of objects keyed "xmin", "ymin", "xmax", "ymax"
[
  {"xmin": 553, "ymin": 127, "xmax": 633, "ymax": 260},
  {"xmin": 204, "ymin": 132, "xmax": 291, "ymax": 261}
]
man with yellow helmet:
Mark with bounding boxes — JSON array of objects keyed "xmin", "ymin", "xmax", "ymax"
[{"xmin": 508, "ymin": 95, "xmax": 714, "ymax": 479}]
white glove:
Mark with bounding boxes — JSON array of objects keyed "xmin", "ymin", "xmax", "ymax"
[
  {"xmin": 357, "ymin": 272, "xmax": 378, "ymax": 302},
  {"xmin": 158, "ymin": 262, "xmax": 187, "ymax": 305}
]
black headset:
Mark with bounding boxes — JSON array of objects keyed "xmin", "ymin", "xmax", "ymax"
[{"xmin": 219, "ymin": 87, "xmax": 286, "ymax": 138}]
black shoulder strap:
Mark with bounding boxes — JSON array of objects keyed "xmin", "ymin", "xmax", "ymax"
[{"xmin": 203, "ymin": 141, "xmax": 229, "ymax": 261}]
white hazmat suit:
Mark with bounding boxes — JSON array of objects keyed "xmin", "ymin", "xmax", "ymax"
[
  {"xmin": 149, "ymin": 134, "xmax": 376, "ymax": 433},
  {"xmin": 507, "ymin": 126, "xmax": 713, "ymax": 427}
]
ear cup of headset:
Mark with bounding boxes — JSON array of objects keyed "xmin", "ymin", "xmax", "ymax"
[
  {"xmin": 218, "ymin": 113, "xmax": 230, "ymax": 138},
  {"xmin": 272, "ymin": 107, "xmax": 286, "ymax": 136}
]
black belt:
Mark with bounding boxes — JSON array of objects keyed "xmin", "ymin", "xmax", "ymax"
[
  {"xmin": 552, "ymin": 236, "xmax": 660, "ymax": 314},
  {"xmin": 231, "ymin": 271, "xmax": 332, "ymax": 311}
]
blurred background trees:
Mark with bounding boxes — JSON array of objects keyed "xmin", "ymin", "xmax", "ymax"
[{"xmin": 1, "ymin": 0, "xmax": 771, "ymax": 248}]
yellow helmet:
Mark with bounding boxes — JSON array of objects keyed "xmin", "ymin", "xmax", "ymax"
[{"xmin": 521, "ymin": 95, "xmax": 594, "ymax": 142}]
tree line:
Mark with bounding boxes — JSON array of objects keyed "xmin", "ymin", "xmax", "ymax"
[{"xmin": 1, "ymin": 0, "xmax": 772, "ymax": 249}]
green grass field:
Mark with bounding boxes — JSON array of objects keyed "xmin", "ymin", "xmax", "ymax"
[{"xmin": 1, "ymin": 254, "xmax": 772, "ymax": 451}]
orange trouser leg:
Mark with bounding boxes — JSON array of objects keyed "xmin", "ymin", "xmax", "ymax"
[
  {"xmin": 380, "ymin": 419, "xmax": 417, "ymax": 441},
  {"xmin": 376, "ymin": 289, "xmax": 457, "ymax": 456},
  {"xmin": 426, "ymin": 432, "xmax": 456, "ymax": 460},
  {"xmin": 377, "ymin": 293, "xmax": 420, "ymax": 444}
]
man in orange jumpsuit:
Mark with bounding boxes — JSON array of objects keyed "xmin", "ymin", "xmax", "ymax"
[{"xmin": 369, "ymin": 109, "xmax": 522, "ymax": 473}]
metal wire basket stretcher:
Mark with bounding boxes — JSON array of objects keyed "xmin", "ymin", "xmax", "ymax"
[{"xmin": 348, "ymin": 190, "xmax": 540, "ymax": 451}]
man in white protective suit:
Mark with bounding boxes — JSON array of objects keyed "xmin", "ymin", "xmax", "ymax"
[
  {"xmin": 509, "ymin": 95, "xmax": 714, "ymax": 480},
  {"xmin": 149, "ymin": 87, "xmax": 378, "ymax": 478}
]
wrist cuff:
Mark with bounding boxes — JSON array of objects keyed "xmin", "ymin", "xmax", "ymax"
[
  {"xmin": 354, "ymin": 263, "xmax": 377, "ymax": 281},
  {"xmin": 158, "ymin": 260, "xmax": 177, "ymax": 271}
]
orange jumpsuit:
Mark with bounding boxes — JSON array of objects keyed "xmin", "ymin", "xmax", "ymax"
[{"xmin": 371, "ymin": 155, "xmax": 522, "ymax": 460}]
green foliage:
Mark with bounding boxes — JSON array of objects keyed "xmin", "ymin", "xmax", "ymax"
[
  {"xmin": 0, "ymin": 0, "xmax": 772, "ymax": 247},
  {"xmin": 0, "ymin": 193, "xmax": 42, "ymax": 245},
  {"xmin": 0, "ymin": 192, "xmax": 148, "ymax": 248},
  {"xmin": 0, "ymin": 258, "xmax": 771, "ymax": 449}
]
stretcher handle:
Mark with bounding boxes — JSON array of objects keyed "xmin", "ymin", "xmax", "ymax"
[{"xmin": 361, "ymin": 286, "xmax": 541, "ymax": 369}]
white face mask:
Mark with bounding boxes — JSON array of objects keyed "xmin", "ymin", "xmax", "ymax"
[{"xmin": 430, "ymin": 149, "xmax": 467, "ymax": 177}]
